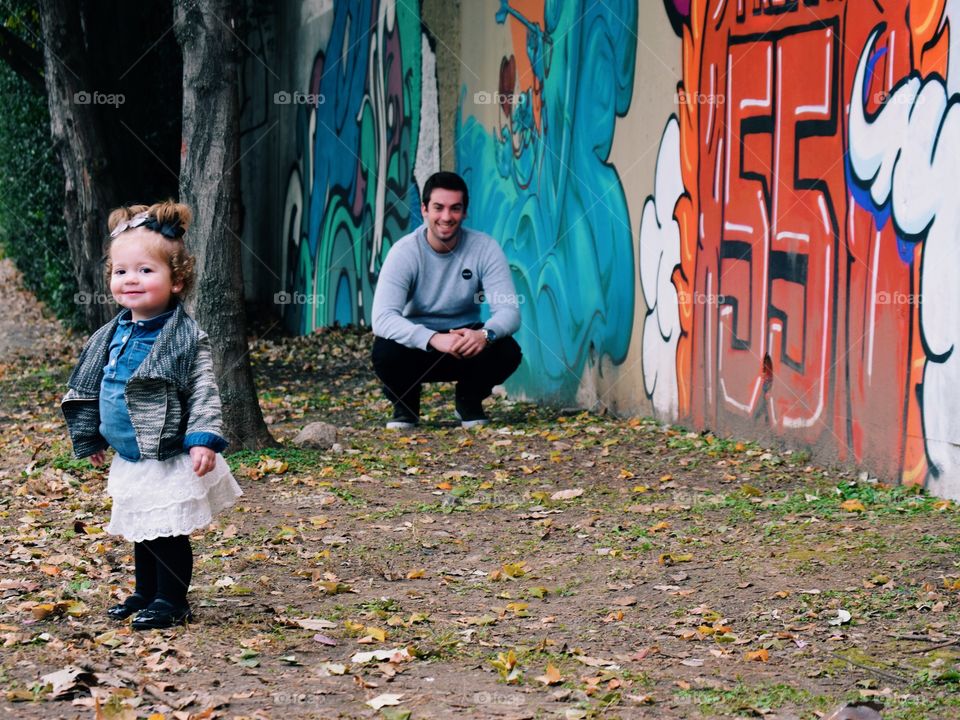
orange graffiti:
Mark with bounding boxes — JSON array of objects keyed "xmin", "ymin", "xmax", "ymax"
[
  {"xmin": 503, "ymin": 0, "xmax": 546, "ymax": 132},
  {"xmin": 909, "ymin": 0, "xmax": 949, "ymax": 76},
  {"xmin": 673, "ymin": 0, "xmax": 934, "ymax": 483}
]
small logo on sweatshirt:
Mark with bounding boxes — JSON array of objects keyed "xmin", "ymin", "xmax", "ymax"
[{"xmin": 461, "ymin": 268, "xmax": 473, "ymax": 280}]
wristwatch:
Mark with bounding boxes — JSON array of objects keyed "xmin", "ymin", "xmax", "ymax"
[{"xmin": 481, "ymin": 328, "xmax": 497, "ymax": 344}]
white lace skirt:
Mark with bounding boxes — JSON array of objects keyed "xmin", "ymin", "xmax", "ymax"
[{"xmin": 106, "ymin": 452, "xmax": 243, "ymax": 542}]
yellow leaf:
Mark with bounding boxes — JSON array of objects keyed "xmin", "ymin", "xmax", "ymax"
[
  {"xmin": 30, "ymin": 603, "xmax": 60, "ymax": 620},
  {"xmin": 64, "ymin": 601, "xmax": 88, "ymax": 618},
  {"xmin": 740, "ymin": 484, "xmax": 762, "ymax": 497},
  {"xmin": 364, "ymin": 626, "xmax": 387, "ymax": 642},
  {"xmin": 406, "ymin": 568, "xmax": 426, "ymax": 579},
  {"xmin": 344, "ymin": 620, "xmax": 365, "ymax": 634},
  {"xmin": 319, "ymin": 580, "xmax": 353, "ymax": 595},
  {"xmin": 632, "ymin": 485, "xmax": 650, "ymax": 494},
  {"xmin": 659, "ymin": 474, "xmax": 673, "ymax": 483},
  {"xmin": 436, "ymin": 481, "xmax": 453, "ymax": 491},
  {"xmin": 258, "ymin": 456, "xmax": 289, "ymax": 474},
  {"xmin": 933, "ymin": 499, "xmax": 952, "ymax": 511},
  {"xmin": 490, "ymin": 649, "xmax": 518, "ymax": 680},
  {"xmin": 658, "ymin": 553, "xmax": 693, "ymax": 566},
  {"xmin": 504, "ymin": 602, "xmax": 529, "ymax": 616},
  {"xmin": 502, "ymin": 562, "xmax": 528, "ymax": 578},
  {"xmin": 619, "ymin": 469, "xmax": 635, "ymax": 480},
  {"xmin": 840, "ymin": 499, "xmax": 866, "ymax": 513},
  {"xmin": 479, "ymin": 481, "xmax": 494, "ymax": 490},
  {"xmin": 745, "ymin": 649, "xmax": 769, "ymax": 662},
  {"xmin": 649, "ymin": 521, "xmax": 671, "ymax": 533}
]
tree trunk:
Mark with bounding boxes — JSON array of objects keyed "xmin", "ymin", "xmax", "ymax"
[
  {"xmin": 39, "ymin": 0, "xmax": 119, "ymax": 330},
  {"xmin": 174, "ymin": 0, "xmax": 274, "ymax": 450}
]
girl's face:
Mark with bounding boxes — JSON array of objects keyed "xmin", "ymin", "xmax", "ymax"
[{"xmin": 109, "ymin": 231, "xmax": 182, "ymax": 321}]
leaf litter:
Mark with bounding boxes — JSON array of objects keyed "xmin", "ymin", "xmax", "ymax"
[{"xmin": 0, "ymin": 263, "xmax": 959, "ymax": 717}]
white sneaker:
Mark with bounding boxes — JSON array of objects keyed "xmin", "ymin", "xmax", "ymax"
[
  {"xmin": 454, "ymin": 410, "xmax": 490, "ymax": 429},
  {"xmin": 386, "ymin": 418, "xmax": 418, "ymax": 430}
]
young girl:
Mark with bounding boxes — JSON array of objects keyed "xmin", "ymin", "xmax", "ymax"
[{"xmin": 62, "ymin": 201, "xmax": 242, "ymax": 630}]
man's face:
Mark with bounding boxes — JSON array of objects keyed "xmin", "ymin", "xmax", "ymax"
[{"xmin": 422, "ymin": 188, "xmax": 466, "ymax": 246}]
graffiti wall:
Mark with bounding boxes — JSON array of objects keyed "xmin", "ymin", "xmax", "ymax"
[
  {"xmin": 456, "ymin": 0, "xmax": 638, "ymax": 401},
  {"xmin": 276, "ymin": 0, "xmax": 440, "ymax": 332},
  {"xmin": 636, "ymin": 0, "xmax": 960, "ymax": 497},
  {"xmin": 246, "ymin": 0, "xmax": 960, "ymax": 496}
]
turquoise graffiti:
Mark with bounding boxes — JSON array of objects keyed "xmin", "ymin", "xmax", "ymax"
[
  {"xmin": 281, "ymin": 0, "xmax": 439, "ymax": 332},
  {"xmin": 456, "ymin": 0, "xmax": 637, "ymax": 401}
]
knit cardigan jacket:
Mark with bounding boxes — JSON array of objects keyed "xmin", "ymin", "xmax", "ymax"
[{"xmin": 61, "ymin": 303, "xmax": 227, "ymax": 460}]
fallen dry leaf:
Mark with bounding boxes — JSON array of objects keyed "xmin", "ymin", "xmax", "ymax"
[
  {"xmin": 294, "ymin": 617, "xmax": 336, "ymax": 631},
  {"xmin": 551, "ymin": 488, "xmax": 584, "ymax": 500},
  {"xmin": 366, "ymin": 693, "xmax": 404, "ymax": 709},
  {"xmin": 535, "ymin": 663, "xmax": 564, "ymax": 686}
]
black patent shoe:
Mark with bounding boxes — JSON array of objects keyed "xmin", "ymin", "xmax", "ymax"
[
  {"xmin": 106, "ymin": 593, "xmax": 151, "ymax": 621},
  {"xmin": 131, "ymin": 598, "xmax": 193, "ymax": 630}
]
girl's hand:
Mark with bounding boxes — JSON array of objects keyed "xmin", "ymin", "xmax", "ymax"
[
  {"xmin": 190, "ymin": 446, "xmax": 216, "ymax": 477},
  {"xmin": 89, "ymin": 450, "xmax": 106, "ymax": 466}
]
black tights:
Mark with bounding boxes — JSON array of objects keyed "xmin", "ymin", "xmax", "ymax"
[{"xmin": 133, "ymin": 535, "xmax": 193, "ymax": 607}]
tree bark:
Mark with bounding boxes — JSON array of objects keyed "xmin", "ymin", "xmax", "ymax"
[
  {"xmin": 39, "ymin": 0, "xmax": 120, "ymax": 330},
  {"xmin": 174, "ymin": 0, "xmax": 274, "ymax": 450}
]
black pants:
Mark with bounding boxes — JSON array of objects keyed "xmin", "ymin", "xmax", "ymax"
[
  {"xmin": 134, "ymin": 535, "xmax": 193, "ymax": 607},
  {"xmin": 371, "ymin": 332, "xmax": 522, "ymax": 417}
]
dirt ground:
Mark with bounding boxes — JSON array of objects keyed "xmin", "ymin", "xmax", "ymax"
[{"xmin": 1, "ymin": 263, "xmax": 959, "ymax": 719}]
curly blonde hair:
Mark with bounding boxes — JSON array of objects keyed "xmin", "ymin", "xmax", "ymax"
[{"xmin": 105, "ymin": 200, "xmax": 197, "ymax": 297}]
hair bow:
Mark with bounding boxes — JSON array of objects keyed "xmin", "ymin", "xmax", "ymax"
[{"xmin": 110, "ymin": 211, "xmax": 185, "ymax": 239}]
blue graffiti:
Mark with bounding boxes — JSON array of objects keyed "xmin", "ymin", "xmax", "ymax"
[
  {"xmin": 282, "ymin": 0, "xmax": 426, "ymax": 332},
  {"xmin": 456, "ymin": 0, "xmax": 638, "ymax": 401}
]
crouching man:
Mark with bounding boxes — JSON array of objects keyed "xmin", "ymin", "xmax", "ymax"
[{"xmin": 371, "ymin": 171, "xmax": 522, "ymax": 429}]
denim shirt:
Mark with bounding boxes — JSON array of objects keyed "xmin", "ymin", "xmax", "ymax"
[{"xmin": 99, "ymin": 309, "xmax": 174, "ymax": 461}]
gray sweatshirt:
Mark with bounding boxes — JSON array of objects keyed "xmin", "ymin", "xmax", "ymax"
[{"xmin": 371, "ymin": 224, "xmax": 521, "ymax": 350}]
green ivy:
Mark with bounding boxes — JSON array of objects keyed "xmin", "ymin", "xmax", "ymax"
[{"xmin": 0, "ymin": 60, "xmax": 79, "ymax": 326}]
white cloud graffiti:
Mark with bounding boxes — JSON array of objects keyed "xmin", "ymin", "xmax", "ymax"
[
  {"xmin": 639, "ymin": 117, "xmax": 684, "ymax": 420},
  {"xmin": 848, "ymin": 25, "xmax": 960, "ymax": 498}
]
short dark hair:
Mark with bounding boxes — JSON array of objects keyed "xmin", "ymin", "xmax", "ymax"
[{"xmin": 421, "ymin": 171, "xmax": 468, "ymax": 212}]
